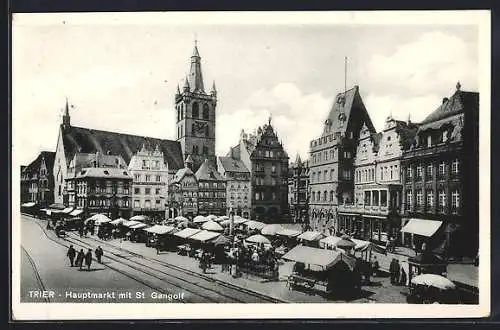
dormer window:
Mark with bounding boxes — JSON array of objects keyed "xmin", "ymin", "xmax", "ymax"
[
  {"xmin": 442, "ymin": 130, "xmax": 448, "ymax": 143},
  {"xmin": 427, "ymin": 135, "xmax": 432, "ymax": 147},
  {"xmin": 104, "ymin": 170, "xmax": 109, "ymax": 175}
]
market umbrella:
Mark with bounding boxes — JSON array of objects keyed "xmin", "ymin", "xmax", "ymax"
[
  {"xmin": 411, "ymin": 274, "xmax": 456, "ymax": 290},
  {"xmin": 94, "ymin": 214, "xmax": 112, "ymax": 225},
  {"xmin": 130, "ymin": 215, "xmax": 150, "ymax": 222},
  {"xmin": 174, "ymin": 216, "xmax": 188, "ymax": 222},
  {"xmin": 245, "ymin": 220, "xmax": 266, "ymax": 230},
  {"xmin": 216, "ymin": 215, "xmax": 229, "ymax": 221},
  {"xmin": 201, "ymin": 220, "xmax": 224, "ymax": 232},
  {"xmin": 245, "ymin": 234, "xmax": 271, "ymax": 245},
  {"xmin": 206, "ymin": 214, "xmax": 218, "ymax": 221},
  {"xmin": 110, "ymin": 217, "xmax": 127, "ymax": 226},
  {"xmin": 261, "ymin": 224, "xmax": 285, "ymax": 236},
  {"xmin": 193, "ymin": 215, "xmax": 209, "ymax": 223}
]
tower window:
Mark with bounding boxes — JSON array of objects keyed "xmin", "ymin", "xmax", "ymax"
[
  {"xmin": 203, "ymin": 104, "xmax": 209, "ymax": 120},
  {"xmin": 193, "ymin": 145, "xmax": 199, "ymax": 154},
  {"xmin": 203, "ymin": 146, "xmax": 208, "ymax": 154},
  {"xmin": 192, "ymin": 102, "xmax": 199, "ymax": 118}
]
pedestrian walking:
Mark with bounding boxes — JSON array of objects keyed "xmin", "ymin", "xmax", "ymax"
[
  {"xmin": 76, "ymin": 249, "xmax": 85, "ymax": 270},
  {"xmin": 84, "ymin": 248, "xmax": 93, "ymax": 270},
  {"xmin": 95, "ymin": 246, "xmax": 103, "ymax": 263},
  {"xmin": 371, "ymin": 256, "xmax": 379, "ymax": 277},
  {"xmin": 67, "ymin": 245, "xmax": 76, "ymax": 267},
  {"xmin": 394, "ymin": 259, "xmax": 401, "ymax": 285}
]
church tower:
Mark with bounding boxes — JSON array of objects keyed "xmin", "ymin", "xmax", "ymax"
[{"xmin": 175, "ymin": 40, "xmax": 217, "ymax": 172}]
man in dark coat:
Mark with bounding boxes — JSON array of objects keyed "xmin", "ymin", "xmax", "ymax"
[
  {"xmin": 95, "ymin": 246, "xmax": 103, "ymax": 263},
  {"xmin": 394, "ymin": 259, "xmax": 401, "ymax": 285},
  {"xmin": 76, "ymin": 249, "xmax": 85, "ymax": 270},
  {"xmin": 67, "ymin": 245, "xmax": 76, "ymax": 267},
  {"xmin": 84, "ymin": 248, "xmax": 93, "ymax": 270}
]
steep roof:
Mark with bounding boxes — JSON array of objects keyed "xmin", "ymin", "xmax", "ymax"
[
  {"xmin": 76, "ymin": 167, "xmax": 132, "ymax": 180},
  {"xmin": 61, "ymin": 126, "xmax": 183, "ymax": 171},
  {"xmin": 226, "ymin": 144, "xmax": 241, "ymax": 159},
  {"xmin": 421, "ymin": 90, "xmax": 479, "ymax": 125},
  {"xmin": 23, "ymin": 151, "xmax": 56, "ymax": 175},
  {"xmin": 218, "ymin": 157, "xmax": 250, "ymax": 173},
  {"xmin": 195, "ymin": 159, "xmax": 225, "ymax": 181},
  {"xmin": 172, "ymin": 167, "xmax": 195, "ymax": 183}
]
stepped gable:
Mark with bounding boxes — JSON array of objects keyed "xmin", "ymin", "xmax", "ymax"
[{"xmin": 61, "ymin": 126, "xmax": 184, "ymax": 171}]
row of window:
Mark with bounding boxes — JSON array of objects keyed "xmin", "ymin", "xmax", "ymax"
[
  {"xmin": 254, "ymin": 164, "xmax": 278, "ymax": 173},
  {"xmin": 199, "ymin": 182, "xmax": 226, "ymax": 189},
  {"xmin": 254, "ymin": 192, "xmax": 277, "ymax": 200},
  {"xmin": 80, "ymin": 198, "xmax": 130, "ymax": 208},
  {"xmin": 199, "ymin": 201, "xmax": 226, "ymax": 209},
  {"xmin": 192, "ymin": 145, "xmax": 210, "ymax": 155},
  {"xmin": 139, "ymin": 159, "xmax": 163, "ymax": 170},
  {"xmin": 363, "ymin": 190, "xmax": 388, "ymax": 207},
  {"xmin": 355, "ymin": 165, "xmax": 400, "ymax": 183},
  {"xmin": 254, "ymin": 149, "xmax": 283, "ymax": 158},
  {"xmin": 75, "ymin": 186, "xmax": 130, "ymax": 195},
  {"xmin": 406, "ymin": 159, "xmax": 459, "ymax": 181},
  {"xmin": 133, "ymin": 173, "xmax": 163, "ymax": 182},
  {"xmin": 133, "ymin": 199, "xmax": 163, "ymax": 209},
  {"xmin": 229, "ymin": 193, "xmax": 249, "ymax": 200},
  {"xmin": 311, "ymin": 169, "xmax": 335, "ymax": 183},
  {"xmin": 176, "ymin": 102, "xmax": 210, "ymax": 121},
  {"xmin": 311, "ymin": 190, "xmax": 335, "ymax": 203},
  {"xmin": 198, "ymin": 191, "xmax": 226, "ymax": 198},
  {"xmin": 134, "ymin": 187, "xmax": 163, "ymax": 195},
  {"xmin": 311, "ymin": 149, "xmax": 352, "ymax": 164},
  {"xmin": 405, "ymin": 189, "xmax": 460, "ymax": 210},
  {"xmin": 255, "ymin": 177, "xmax": 278, "ymax": 186}
]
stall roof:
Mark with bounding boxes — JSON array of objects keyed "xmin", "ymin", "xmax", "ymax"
[
  {"xmin": 245, "ymin": 220, "xmax": 266, "ymax": 230},
  {"xmin": 297, "ymin": 231, "xmax": 324, "ymax": 241},
  {"xmin": 110, "ymin": 217, "xmax": 127, "ymax": 225},
  {"xmin": 319, "ymin": 236, "xmax": 342, "ymax": 247},
  {"xmin": 130, "ymin": 223, "xmax": 148, "ymax": 229},
  {"xmin": 146, "ymin": 225, "xmax": 176, "ymax": 235},
  {"xmin": 189, "ymin": 230, "xmax": 221, "ymax": 242},
  {"xmin": 276, "ymin": 229, "xmax": 302, "ymax": 237},
  {"xmin": 401, "ymin": 219, "xmax": 442, "ymax": 237},
  {"xmin": 174, "ymin": 228, "xmax": 202, "ymax": 239},
  {"xmin": 283, "ymin": 245, "xmax": 344, "ymax": 268},
  {"xmin": 122, "ymin": 220, "xmax": 141, "ymax": 227},
  {"xmin": 69, "ymin": 209, "xmax": 84, "ymax": 217},
  {"xmin": 62, "ymin": 207, "xmax": 74, "ymax": 214},
  {"xmin": 21, "ymin": 202, "xmax": 36, "ymax": 207}
]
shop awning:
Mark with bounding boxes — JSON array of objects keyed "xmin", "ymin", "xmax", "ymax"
[
  {"xmin": 297, "ymin": 231, "xmax": 324, "ymax": 241},
  {"xmin": 69, "ymin": 209, "xmax": 84, "ymax": 217},
  {"xmin": 174, "ymin": 228, "xmax": 201, "ymax": 239},
  {"xmin": 283, "ymin": 245, "xmax": 351, "ymax": 269},
  {"xmin": 276, "ymin": 229, "xmax": 302, "ymax": 238},
  {"xmin": 189, "ymin": 230, "xmax": 221, "ymax": 242},
  {"xmin": 21, "ymin": 202, "xmax": 36, "ymax": 207},
  {"xmin": 122, "ymin": 220, "xmax": 141, "ymax": 228},
  {"xmin": 400, "ymin": 219, "xmax": 443, "ymax": 237}
]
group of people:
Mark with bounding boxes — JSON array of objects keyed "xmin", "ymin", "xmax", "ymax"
[
  {"xmin": 66, "ymin": 245, "xmax": 104, "ymax": 271},
  {"xmin": 389, "ymin": 258, "xmax": 407, "ymax": 285}
]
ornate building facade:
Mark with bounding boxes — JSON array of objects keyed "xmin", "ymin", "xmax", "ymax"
[
  {"xmin": 175, "ymin": 42, "xmax": 217, "ymax": 172},
  {"xmin": 308, "ymin": 86, "xmax": 375, "ymax": 234},
  {"xmin": 168, "ymin": 156, "xmax": 199, "ymax": 219},
  {"xmin": 20, "ymin": 151, "xmax": 55, "ymax": 207},
  {"xmin": 128, "ymin": 143, "xmax": 169, "ymax": 220},
  {"xmin": 227, "ymin": 120, "xmax": 290, "ymax": 223},
  {"xmin": 217, "ymin": 156, "xmax": 251, "ymax": 218},
  {"xmin": 195, "ymin": 158, "xmax": 227, "ymax": 216},
  {"xmin": 65, "ymin": 152, "xmax": 132, "ymax": 219},
  {"xmin": 401, "ymin": 83, "xmax": 479, "ymax": 258},
  {"xmin": 288, "ymin": 155, "xmax": 310, "ymax": 223},
  {"xmin": 337, "ymin": 116, "xmax": 418, "ymax": 244}
]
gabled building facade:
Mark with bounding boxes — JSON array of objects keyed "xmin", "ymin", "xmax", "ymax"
[
  {"xmin": 20, "ymin": 151, "xmax": 56, "ymax": 207},
  {"xmin": 168, "ymin": 156, "xmax": 199, "ymax": 219},
  {"xmin": 195, "ymin": 158, "xmax": 226, "ymax": 216},
  {"xmin": 308, "ymin": 86, "xmax": 375, "ymax": 234},
  {"xmin": 288, "ymin": 155, "xmax": 310, "ymax": 223},
  {"xmin": 128, "ymin": 143, "xmax": 170, "ymax": 220},
  {"xmin": 217, "ymin": 156, "xmax": 251, "ymax": 218},
  {"xmin": 337, "ymin": 116, "xmax": 418, "ymax": 244},
  {"xmin": 228, "ymin": 119, "xmax": 290, "ymax": 222}
]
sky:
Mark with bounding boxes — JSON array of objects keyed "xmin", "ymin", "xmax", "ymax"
[{"xmin": 13, "ymin": 13, "xmax": 480, "ymax": 166}]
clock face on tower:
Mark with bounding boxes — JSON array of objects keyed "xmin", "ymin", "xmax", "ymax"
[{"xmin": 193, "ymin": 121, "xmax": 208, "ymax": 136}]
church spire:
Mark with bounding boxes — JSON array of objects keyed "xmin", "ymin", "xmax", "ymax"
[
  {"xmin": 62, "ymin": 97, "xmax": 71, "ymax": 129},
  {"xmin": 188, "ymin": 39, "xmax": 204, "ymax": 93}
]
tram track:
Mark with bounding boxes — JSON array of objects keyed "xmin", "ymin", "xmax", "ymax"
[
  {"xmin": 25, "ymin": 215, "xmax": 285, "ymax": 303},
  {"xmin": 21, "ymin": 245, "xmax": 51, "ymax": 303},
  {"xmin": 71, "ymin": 234, "xmax": 286, "ymax": 303}
]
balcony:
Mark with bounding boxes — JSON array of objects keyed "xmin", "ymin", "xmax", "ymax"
[{"xmin": 337, "ymin": 203, "xmax": 391, "ymax": 216}]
